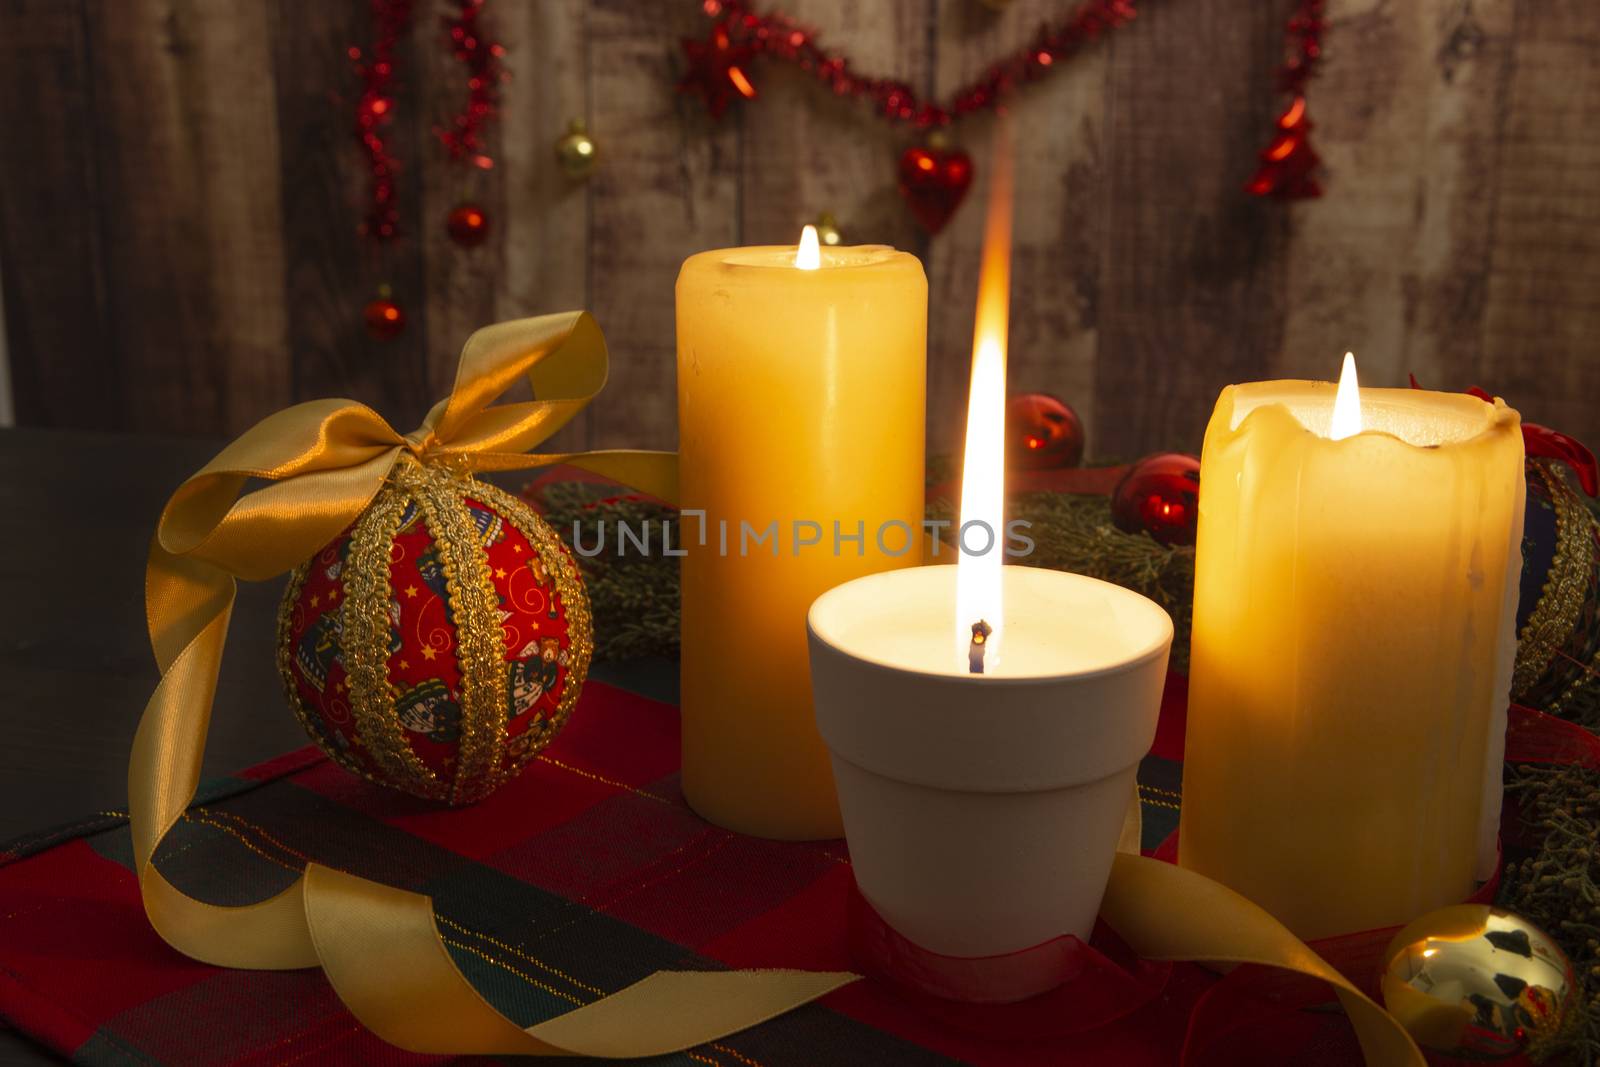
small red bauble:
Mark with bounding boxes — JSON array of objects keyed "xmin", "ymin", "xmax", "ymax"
[
  {"xmin": 447, "ymin": 202, "xmax": 491, "ymax": 247},
  {"xmin": 898, "ymin": 141, "xmax": 973, "ymax": 234},
  {"xmin": 363, "ymin": 297, "xmax": 406, "ymax": 341},
  {"xmin": 1111, "ymin": 453, "xmax": 1201, "ymax": 547},
  {"xmin": 1006, "ymin": 393, "xmax": 1085, "ymax": 470}
]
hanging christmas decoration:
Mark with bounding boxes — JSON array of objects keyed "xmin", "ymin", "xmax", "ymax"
[
  {"xmin": 446, "ymin": 202, "xmax": 491, "ymax": 247},
  {"xmin": 1005, "ymin": 393, "xmax": 1085, "ymax": 470},
  {"xmin": 435, "ymin": 0, "xmax": 506, "ymax": 171},
  {"xmin": 681, "ymin": 0, "xmax": 1330, "ymax": 229},
  {"xmin": 681, "ymin": 0, "xmax": 1136, "ymax": 130},
  {"xmin": 1245, "ymin": 0, "xmax": 1326, "ymax": 199},
  {"xmin": 1110, "ymin": 453, "xmax": 1200, "ymax": 546},
  {"xmin": 680, "ymin": 0, "xmax": 1140, "ymax": 230},
  {"xmin": 898, "ymin": 138, "xmax": 974, "ymax": 235},
  {"xmin": 349, "ymin": 0, "xmax": 414, "ymax": 242},
  {"xmin": 554, "ymin": 118, "xmax": 599, "ymax": 179},
  {"xmin": 812, "ymin": 211, "xmax": 843, "ymax": 246},
  {"xmin": 1382, "ymin": 905, "xmax": 1574, "ymax": 1060},
  {"xmin": 278, "ymin": 465, "xmax": 591, "ymax": 804},
  {"xmin": 363, "ymin": 288, "xmax": 407, "ymax": 341},
  {"xmin": 349, "ymin": 0, "xmax": 505, "ymax": 248},
  {"xmin": 679, "ymin": 16, "xmax": 760, "ymax": 119}
]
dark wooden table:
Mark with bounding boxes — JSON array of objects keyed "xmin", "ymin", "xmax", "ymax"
[{"xmin": 0, "ymin": 429, "xmax": 330, "ymax": 1064}]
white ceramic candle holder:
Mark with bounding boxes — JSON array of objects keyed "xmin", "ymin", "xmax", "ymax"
[{"xmin": 807, "ymin": 565, "xmax": 1172, "ymax": 1002}]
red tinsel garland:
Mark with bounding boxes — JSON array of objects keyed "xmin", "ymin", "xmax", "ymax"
[
  {"xmin": 349, "ymin": 0, "xmax": 505, "ymax": 244},
  {"xmin": 681, "ymin": 0, "xmax": 1329, "ymax": 206},
  {"xmin": 680, "ymin": 0, "xmax": 1138, "ymax": 127},
  {"xmin": 350, "ymin": 0, "xmax": 415, "ymax": 241},
  {"xmin": 1246, "ymin": 0, "xmax": 1326, "ymax": 199},
  {"xmin": 435, "ymin": 0, "xmax": 506, "ymax": 170}
]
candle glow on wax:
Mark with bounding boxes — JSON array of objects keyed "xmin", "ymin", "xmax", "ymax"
[
  {"xmin": 1329, "ymin": 351, "xmax": 1362, "ymax": 440},
  {"xmin": 955, "ymin": 120, "xmax": 1014, "ymax": 671},
  {"xmin": 795, "ymin": 225, "xmax": 821, "ymax": 271}
]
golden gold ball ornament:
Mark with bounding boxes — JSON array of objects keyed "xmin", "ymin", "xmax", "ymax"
[
  {"xmin": 555, "ymin": 118, "xmax": 598, "ymax": 179},
  {"xmin": 812, "ymin": 211, "xmax": 843, "ymax": 247},
  {"xmin": 1382, "ymin": 904, "xmax": 1575, "ymax": 1060},
  {"xmin": 277, "ymin": 459, "xmax": 592, "ymax": 804}
]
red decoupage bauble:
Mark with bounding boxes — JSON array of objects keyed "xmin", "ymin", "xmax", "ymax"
[
  {"xmin": 898, "ymin": 141, "xmax": 973, "ymax": 234},
  {"xmin": 277, "ymin": 461, "xmax": 592, "ymax": 804},
  {"xmin": 1006, "ymin": 393, "xmax": 1085, "ymax": 470},
  {"xmin": 1111, "ymin": 453, "xmax": 1201, "ymax": 547}
]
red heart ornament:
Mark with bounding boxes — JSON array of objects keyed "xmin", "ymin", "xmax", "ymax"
[{"xmin": 898, "ymin": 143, "xmax": 974, "ymax": 234}]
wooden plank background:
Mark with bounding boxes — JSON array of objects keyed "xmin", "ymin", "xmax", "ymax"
[{"xmin": 1, "ymin": 0, "xmax": 1595, "ymax": 458}]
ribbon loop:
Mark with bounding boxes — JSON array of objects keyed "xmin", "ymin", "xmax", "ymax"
[{"xmin": 423, "ymin": 311, "xmax": 611, "ymax": 458}]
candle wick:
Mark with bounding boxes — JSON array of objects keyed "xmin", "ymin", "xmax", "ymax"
[{"xmin": 968, "ymin": 619, "xmax": 993, "ymax": 675}]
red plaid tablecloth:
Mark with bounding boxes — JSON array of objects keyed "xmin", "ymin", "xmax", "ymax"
[
  {"xmin": 0, "ymin": 660, "xmax": 1214, "ymax": 1066},
  {"xmin": 0, "ymin": 662, "xmax": 1439, "ymax": 1067}
]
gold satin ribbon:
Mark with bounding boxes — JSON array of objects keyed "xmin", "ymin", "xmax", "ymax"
[
  {"xmin": 130, "ymin": 310, "xmax": 1422, "ymax": 1062},
  {"xmin": 1102, "ymin": 854, "xmax": 1424, "ymax": 1067}
]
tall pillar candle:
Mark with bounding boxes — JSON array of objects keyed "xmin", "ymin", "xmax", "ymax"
[
  {"xmin": 676, "ymin": 241, "xmax": 926, "ymax": 840},
  {"xmin": 1179, "ymin": 377, "xmax": 1524, "ymax": 940}
]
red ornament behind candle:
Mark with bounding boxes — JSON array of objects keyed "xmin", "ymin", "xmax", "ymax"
[
  {"xmin": 1110, "ymin": 453, "xmax": 1200, "ymax": 547},
  {"xmin": 1005, "ymin": 393, "xmax": 1084, "ymax": 470}
]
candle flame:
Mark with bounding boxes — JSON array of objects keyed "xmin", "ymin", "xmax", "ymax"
[
  {"xmin": 1329, "ymin": 351, "xmax": 1362, "ymax": 440},
  {"xmin": 955, "ymin": 119, "xmax": 1014, "ymax": 670},
  {"xmin": 795, "ymin": 224, "xmax": 821, "ymax": 270}
]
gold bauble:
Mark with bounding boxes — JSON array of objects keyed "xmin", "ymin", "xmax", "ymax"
[
  {"xmin": 812, "ymin": 211, "xmax": 843, "ymax": 247},
  {"xmin": 1382, "ymin": 905, "xmax": 1575, "ymax": 1060},
  {"xmin": 555, "ymin": 118, "xmax": 598, "ymax": 179}
]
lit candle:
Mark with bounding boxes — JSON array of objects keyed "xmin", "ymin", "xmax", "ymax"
[
  {"xmin": 675, "ymin": 226, "xmax": 927, "ymax": 840},
  {"xmin": 806, "ymin": 123, "xmax": 1173, "ymax": 997},
  {"xmin": 1180, "ymin": 356, "xmax": 1525, "ymax": 939}
]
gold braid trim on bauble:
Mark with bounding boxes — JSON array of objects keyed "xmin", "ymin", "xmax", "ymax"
[
  {"xmin": 1514, "ymin": 460, "xmax": 1590, "ymax": 700},
  {"xmin": 470, "ymin": 478, "xmax": 593, "ymax": 792},
  {"xmin": 348, "ymin": 472, "xmax": 442, "ymax": 798},
  {"xmin": 402, "ymin": 461, "xmax": 509, "ymax": 804},
  {"xmin": 275, "ymin": 562, "xmax": 338, "ymax": 767}
]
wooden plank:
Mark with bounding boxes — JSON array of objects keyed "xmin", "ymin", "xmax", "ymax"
[
  {"xmin": 1094, "ymin": 0, "xmax": 1291, "ymax": 457},
  {"xmin": 0, "ymin": 0, "xmax": 116, "ymax": 430},
  {"xmin": 273, "ymin": 0, "xmax": 430, "ymax": 427},
  {"xmin": 1478, "ymin": 0, "xmax": 1600, "ymax": 440},
  {"xmin": 926, "ymin": 0, "xmax": 1110, "ymax": 462},
  {"xmin": 85, "ymin": 0, "xmax": 292, "ymax": 437},
  {"xmin": 488, "ymin": 0, "xmax": 592, "ymax": 451},
  {"xmin": 583, "ymin": 0, "xmax": 741, "ymax": 450},
  {"xmin": 1276, "ymin": 0, "xmax": 1515, "ymax": 397}
]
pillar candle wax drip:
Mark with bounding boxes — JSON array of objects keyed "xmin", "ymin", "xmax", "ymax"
[{"xmin": 1180, "ymin": 361, "xmax": 1525, "ymax": 940}]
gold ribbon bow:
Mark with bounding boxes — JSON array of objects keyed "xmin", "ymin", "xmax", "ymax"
[{"xmin": 130, "ymin": 311, "xmax": 1422, "ymax": 1062}]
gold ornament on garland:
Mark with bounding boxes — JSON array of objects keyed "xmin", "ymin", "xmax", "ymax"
[
  {"xmin": 812, "ymin": 211, "xmax": 843, "ymax": 247},
  {"xmin": 1382, "ymin": 904, "xmax": 1575, "ymax": 1060},
  {"xmin": 278, "ymin": 462, "xmax": 592, "ymax": 804},
  {"xmin": 555, "ymin": 118, "xmax": 598, "ymax": 179}
]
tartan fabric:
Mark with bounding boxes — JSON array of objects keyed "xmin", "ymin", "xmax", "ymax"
[{"xmin": 0, "ymin": 663, "xmax": 1251, "ymax": 1067}]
